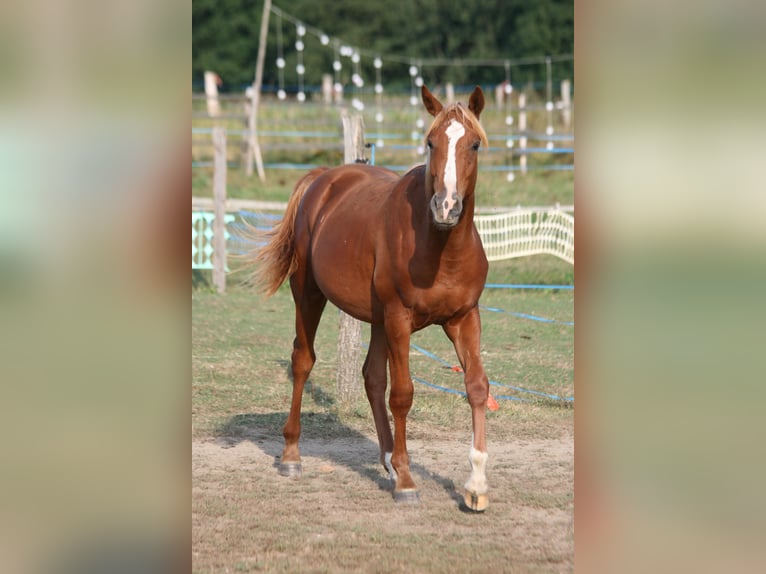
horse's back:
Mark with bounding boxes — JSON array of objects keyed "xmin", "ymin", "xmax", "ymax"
[{"xmin": 299, "ymin": 164, "xmax": 397, "ymax": 225}]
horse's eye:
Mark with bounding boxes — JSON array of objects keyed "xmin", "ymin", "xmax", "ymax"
[
  {"xmin": 471, "ymin": 141, "xmax": 480, "ymax": 151},
  {"xmin": 427, "ymin": 139, "xmax": 433, "ymax": 149}
]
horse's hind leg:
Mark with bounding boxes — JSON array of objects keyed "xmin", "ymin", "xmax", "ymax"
[
  {"xmin": 279, "ymin": 273, "xmax": 327, "ymax": 477},
  {"xmin": 363, "ymin": 324, "xmax": 394, "ymax": 480}
]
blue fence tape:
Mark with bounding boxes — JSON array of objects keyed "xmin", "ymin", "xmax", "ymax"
[
  {"xmin": 193, "ymin": 161, "xmax": 574, "ymax": 173},
  {"xmin": 484, "ymin": 284, "xmax": 573, "ymax": 290},
  {"xmin": 479, "ymin": 305, "xmax": 574, "ymax": 326},
  {"xmin": 238, "ymin": 210, "xmax": 283, "ymax": 220},
  {"xmin": 410, "ymin": 342, "xmax": 573, "ymax": 403},
  {"xmin": 193, "ymin": 127, "xmax": 574, "ymax": 143},
  {"xmin": 412, "ymin": 376, "xmax": 530, "ymax": 402}
]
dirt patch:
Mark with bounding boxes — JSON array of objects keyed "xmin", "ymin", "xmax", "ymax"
[{"xmin": 193, "ymin": 427, "xmax": 573, "ymax": 573}]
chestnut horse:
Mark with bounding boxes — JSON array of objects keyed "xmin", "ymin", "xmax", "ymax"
[{"xmin": 256, "ymin": 85, "xmax": 491, "ymax": 511}]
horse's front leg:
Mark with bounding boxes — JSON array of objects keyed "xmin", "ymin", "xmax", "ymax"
[
  {"xmin": 384, "ymin": 308, "xmax": 419, "ymax": 503},
  {"xmin": 444, "ymin": 307, "xmax": 490, "ymax": 511}
]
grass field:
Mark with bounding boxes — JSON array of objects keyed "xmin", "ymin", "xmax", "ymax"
[
  {"xmin": 192, "ymin": 165, "xmax": 574, "ymax": 209},
  {"xmin": 192, "ymin": 256, "xmax": 574, "ymax": 572},
  {"xmin": 193, "ymin": 258, "xmax": 573, "ymax": 439}
]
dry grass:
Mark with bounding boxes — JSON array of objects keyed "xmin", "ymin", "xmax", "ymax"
[{"xmin": 193, "ymin": 256, "xmax": 573, "ymax": 572}]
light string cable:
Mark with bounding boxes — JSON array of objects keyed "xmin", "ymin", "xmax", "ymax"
[{"xmin": 269, "ymin": 4, "xmax": 572, "ymax": 73}]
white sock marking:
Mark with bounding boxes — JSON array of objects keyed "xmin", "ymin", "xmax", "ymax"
[
  {"xmin": 464, "ymin": 446, "xmax": 488, "ymax": 495},
  {"xmin": 384, "ymin": 452, "xmax": 397, "ymax": 481}
]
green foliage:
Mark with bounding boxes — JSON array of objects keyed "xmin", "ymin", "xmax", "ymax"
[
  {"xmin": 193, "ymin": 0, "xmax": 573, "ymax": 90},
  {"xmin": 193, "ymin": 0, "xmax": 262, "ymax": 85}
]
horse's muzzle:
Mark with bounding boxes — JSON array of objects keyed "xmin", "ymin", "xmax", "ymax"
[{"xmin": 430, "ymin": 193, "xmax": 463, "ymax": 229}]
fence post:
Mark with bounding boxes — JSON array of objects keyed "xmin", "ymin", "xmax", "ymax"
[
  {"xmin": 445, "ymin": 82, "xmax": 455, "ymax": 104},
  {"xmin": 518, "ymin": 93, "xmax": 528, "ymax": 175},
  {"xmin": 245, "ymin": 0, "xmax": 269, "ymax": 181},
  {"xmin": 336, "ymin": 109, "xmax": 365, "ymax": 404},
  {"xmin": 322, "ymin": 74, "xmax": 333, "ymax": 104},
  {"xmin": 560, "ymin": 79, "xmax": 571, "ymax": 130},
  {"xmin": 212, "ymin": 127, "xmax": 227, "ymax": 294},
  {"xmin": 204, "ymin": 71, "xmax": 221, "ymax": 117},
  {"xmin": 494, "ymin": 83, "xmax": 504, "ymax": 109}
]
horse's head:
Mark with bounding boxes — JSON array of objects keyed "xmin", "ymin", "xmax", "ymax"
[{"xmin": 422, "ymin": 84, "xmax": 487, "ymax": 230}]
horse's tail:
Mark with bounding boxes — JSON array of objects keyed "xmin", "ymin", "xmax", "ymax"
[{"xmin": 254, "ymin": 167, "xmax": 328, "ymax": 296}]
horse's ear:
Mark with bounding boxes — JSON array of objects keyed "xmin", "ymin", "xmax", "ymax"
[
  {"xmin": 468, "ymin": 86, "xmax": 485, "ymax": 119},
  {"xmin": 421, "ymin": 85, "xmax": 443, "ymax": 117}
]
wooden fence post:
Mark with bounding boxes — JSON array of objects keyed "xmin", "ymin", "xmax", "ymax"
[
  {"xmin": 518, "ymin": 93, "xmax": 528, "ymax": 175},
  {"xmin": 245, "ymin": 0, "xmax": 269, "ymax": 181},
  {"xmin": 336, "ymin": 109, "xmax": 365, "ymax": 404},
  {"xmin": 560, "ymin": 79, "xmax": 572, "ymax": 130},
  {"xmin": 322, "ymin": 74, "xmax": 333, "ymax": 105},
  {"xmin": 204, "ymin": 71, "xmax": 221, "ymax": 117},
  {"xmin": 212, "ymin": 127, "xmax": 227, "ymax": 294},
  {"xmin": 445, "ymin": 82, "xmax": 454, "ymax": 104}
]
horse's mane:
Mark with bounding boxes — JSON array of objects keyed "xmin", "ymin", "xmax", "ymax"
[{"xmin": 425, "ymin": 103, "xmax": 488, "ymax": 148}]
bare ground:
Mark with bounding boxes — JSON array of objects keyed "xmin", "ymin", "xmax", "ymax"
[{"xmin": 192, "ymin": 424, "xmax": 573, "ymax": 573}]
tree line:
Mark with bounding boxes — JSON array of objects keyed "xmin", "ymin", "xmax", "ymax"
[{"xmin": 193, "ymin": 0, "xmax": 573, "ymax": 92}]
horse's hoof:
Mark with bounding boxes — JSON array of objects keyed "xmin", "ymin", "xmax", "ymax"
[
  {"xmin": 393, "ymin": 489, "xmax": 420, "ymax": 504},
  {"xmin": 463, "ymin": 490, "xmax": 489, "ymax": 512},
  {"xmin": 278, "ymin": 461, "xmax": 302, "ymax": 477}
]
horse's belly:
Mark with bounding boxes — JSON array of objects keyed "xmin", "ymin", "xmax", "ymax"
[
  {"xmin": 310, "ymin": 214, "xmax": 378, "ymax": 324},
  {"xmin": 316, "ymin": 270, "xmax": 376, "ymax": 324}
]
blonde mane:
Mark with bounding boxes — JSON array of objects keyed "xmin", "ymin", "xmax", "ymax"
[{"xmin": 425, "ymin": 103, "xmax": 488, "ymax": 148}]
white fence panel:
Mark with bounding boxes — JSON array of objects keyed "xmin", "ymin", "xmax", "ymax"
[{"xmin": 475, "ymin": 208, "xmax": 574, "ymax": 264}]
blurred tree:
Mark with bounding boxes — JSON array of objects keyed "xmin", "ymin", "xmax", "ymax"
[{"xmin": 192, "ymin": 0, "xmax": 573, "ymax": 91}]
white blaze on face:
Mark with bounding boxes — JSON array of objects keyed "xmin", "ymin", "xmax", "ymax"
[{"xmin": 440, "ymin": 119, "xmax": 466, "ymax": 218}]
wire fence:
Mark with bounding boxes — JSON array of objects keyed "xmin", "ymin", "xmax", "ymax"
[{"xmin": 192, "ymin": 88, "xmax": 574, "ymax": 176}]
